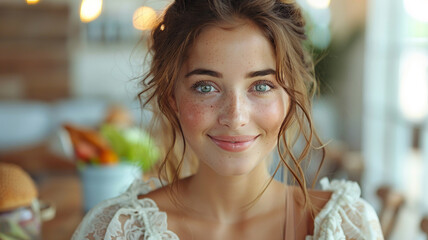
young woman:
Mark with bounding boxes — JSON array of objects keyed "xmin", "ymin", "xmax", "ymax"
[{"xmin": 73, "ymin": 0, "xmax": 383, "ymax": 239}]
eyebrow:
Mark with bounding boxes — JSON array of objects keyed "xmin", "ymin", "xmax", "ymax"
[
  {"xmin": 185, "ymin": 69, "xmax": 222, "ymax": 78},
  {"xmin": 246, "ymin": 69, "xmax": 276, "ymax": 78},
  {"xmin": 185, "ymin": 68, "xmax": 276, "ymax": 78}
]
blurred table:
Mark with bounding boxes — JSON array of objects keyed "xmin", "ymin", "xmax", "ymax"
[
  {"xmin": 0, "ymin": 143, "xmax": 152, "ymax": 239},
  {"xmin": 39, "ymin": 173, "xmax": 83, "ymax": 240},
  {"xmin": 0, "ymin": 143, "xmax": 84, "ymax": 240}
]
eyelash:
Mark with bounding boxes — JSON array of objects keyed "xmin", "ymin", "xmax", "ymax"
[
  {"xmin": 191, "ymin": 80, "xmax": 276, "ymax": 94},
  {"xmin": 251, "ymin": 80, "xmax": 276, "ymax": 94},
  {"xmin": 191, "ymin": 80, "xmax": 217, "ymax": 94}
]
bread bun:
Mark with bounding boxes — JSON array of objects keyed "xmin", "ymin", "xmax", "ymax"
[{"xmin": 0, "ymin": 163, "xmax": 38, "ymax": 212}]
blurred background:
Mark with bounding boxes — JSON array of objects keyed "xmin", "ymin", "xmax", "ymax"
[{"xmin": 0, "ymin": 0, "xmax": 427, "ymax": 239}]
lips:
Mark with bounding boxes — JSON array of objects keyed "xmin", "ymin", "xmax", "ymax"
[{"xmin": 208, "ymin": 135, "xmax": 259, "ymax": 152}]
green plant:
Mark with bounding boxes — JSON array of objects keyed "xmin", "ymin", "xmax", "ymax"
[{"xmin": 100, "ymin": 124, "xmax": 160, "ymax": 172}]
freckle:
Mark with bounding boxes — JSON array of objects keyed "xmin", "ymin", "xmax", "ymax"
[{"xmin": 210, "ymin": 105, "xmax": 213, "ymax": 108}]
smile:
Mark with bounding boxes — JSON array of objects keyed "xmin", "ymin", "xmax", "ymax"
[{"xmin": 208, "ymin": 135, "xmax": 259, "ymax": 152}]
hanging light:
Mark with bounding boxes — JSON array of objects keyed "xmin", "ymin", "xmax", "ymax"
[
  {"xmin": 26, "ymin": 0, "xmax": 40, "ymax": 4},
  {"xmin": 133, "ymin": 6, "xmax": 157, "ymax": 31},
  {"xmin": 80, "ymin": 0, "xmax": 103, "ymax": 23},
  {"xmin": 306, "ymin": 0, "xmax": 331, "ymax": 9}
]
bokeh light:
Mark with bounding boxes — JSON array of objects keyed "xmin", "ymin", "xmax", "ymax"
[
  {"xmin": 306, "ymin": 0, "xmax": 331, "ymax": 9},
  {"xmin": 133, "ymin": 6, "xmax": 157, "ymax": 31},
  {"xmin": 26, "ymin": 0, "xmax": 40, "ymax": 4},
  {"xmin": 80, "ymin": 0, "xmax": 103, "ymax": 23}
]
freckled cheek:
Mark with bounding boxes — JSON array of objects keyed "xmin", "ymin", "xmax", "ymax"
[
  {"xmin": 255, "ymin": 99, "xmax": 287, "ymax": 134},
  {"xmin": 177, "ymin": 97, "xmax": 216, "ymax": 132}
]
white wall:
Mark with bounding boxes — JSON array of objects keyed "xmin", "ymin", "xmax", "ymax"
[
  {"xmin": 70, "ymin": 0, "xmax": 171, "ymax": 103},
  {"xmin": 71, "ymin": 44, "xmax": 146, "ymax": 103},
  {"xmin": 363, "ymin": 0, "xmax": 428, "ymax": 238}
]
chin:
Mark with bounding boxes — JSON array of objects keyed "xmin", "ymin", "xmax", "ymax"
[{"xmin": 209, "ymin": 160, "xmax": 263, "ymax": 177}]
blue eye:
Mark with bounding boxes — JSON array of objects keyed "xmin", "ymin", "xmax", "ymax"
[
  {"xmin": 254, "ymin": 83, "xmax": 272, "ymax": 92},
  {"xmin": 192, "ymin": 81, "xmax": 216, "ymax": 93},
  {"xmin": 197, "ymin": 85, "xmax": 214, "ymax": 93}
]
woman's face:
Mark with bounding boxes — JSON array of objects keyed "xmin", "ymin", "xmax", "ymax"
[{"xmin": 172, "ymin": 22, "xmax": 289, "ymax": 176}]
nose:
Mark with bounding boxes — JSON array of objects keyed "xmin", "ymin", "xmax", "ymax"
[{"xmin": 218, "ymin": 91, "xmax": 250, "ymax": 129}]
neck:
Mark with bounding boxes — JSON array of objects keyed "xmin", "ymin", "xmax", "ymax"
[{"xmin": 180, "ymin": 161, "xmax": 281, "ymax": 223}]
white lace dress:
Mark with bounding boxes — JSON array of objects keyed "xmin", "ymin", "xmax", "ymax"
[{"xmin": 72, "ymin": 178, "xmax": 384, "ymax": 240}]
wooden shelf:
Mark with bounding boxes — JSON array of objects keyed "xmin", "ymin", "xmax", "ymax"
[{"xmin": 0, "ymin": 3, "xmax": 72, "ymax": 101}]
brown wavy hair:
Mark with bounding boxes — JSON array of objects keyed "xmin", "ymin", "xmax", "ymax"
[{"xmin": 138, "ymin": 0, "xmax": 325, "ymax": 207}]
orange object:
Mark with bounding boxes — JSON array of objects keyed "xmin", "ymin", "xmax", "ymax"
[
  {"xmin": 63, "ymin": 124, "xmax": 119, "ymax": 164},
  {"xmin": 98, "ymin": 149, "xmax": 118, "ymax": 165}
]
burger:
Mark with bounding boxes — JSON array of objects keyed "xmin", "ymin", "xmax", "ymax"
[
  {"xmin": 0, "ymin": 162, "xmax": 40, "ymax": 239},
  {"xmin": 0, "ymin": 163, "xmax": 38, "ymax": 212}
]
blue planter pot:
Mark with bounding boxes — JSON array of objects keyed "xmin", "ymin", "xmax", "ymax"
[{"xmin": 78, "ymin": 163, "xmax": 142, "ymax": 212}]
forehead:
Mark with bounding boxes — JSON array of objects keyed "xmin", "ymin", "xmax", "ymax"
[{"xmin": 183, "ymin": 22, "xmax": 276, "ymax": 72}]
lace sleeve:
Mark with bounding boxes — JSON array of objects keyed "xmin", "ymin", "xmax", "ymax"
[
  {"xmin": 340, "ymin": 198, "xmax": 384, "ymax": 240},
  {"xmin": 307, "ymin": 178, "xmax": 384, "ymax": 240},
  {"xmin": 71, "ymin": 195, "xmax": 126, "ymax": 240},
  {"xmin": 71, "ymin": 179, "xmax": 179, "ymax": 240}
]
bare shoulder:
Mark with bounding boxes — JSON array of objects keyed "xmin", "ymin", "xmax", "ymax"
[
  {"xmin": 136, "ymin": 178, "xmax": 191, "ymax": 217},
  {"xmin": 308, "ymin": 188, "xmax": 333, "ymax": 210},
  {"xmin": 288, "ymin": 185, "xmax": 332, "ymax": 209},
  {"xmin": 291, "ymin": 186, "xmax": 333, "ymax": 215},
  {"xmin": 137, "ymin": 181, "xmax": 174, "ymax": 211}
]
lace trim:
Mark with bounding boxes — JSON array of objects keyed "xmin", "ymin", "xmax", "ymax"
[
  {"xmin": 306, "ymin": 178, "xmax": 384, "ymax": 240},
  {"xmin": 72, "ymin": 178, "xmax": 179, "ymax": 240},
  {"xmin": 73, "ymin": 178, "xmax": 383, "ymax": 240},
  {"xmin": 104, "ymin": 199, "xmax": 178, "ymax": 240}
]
